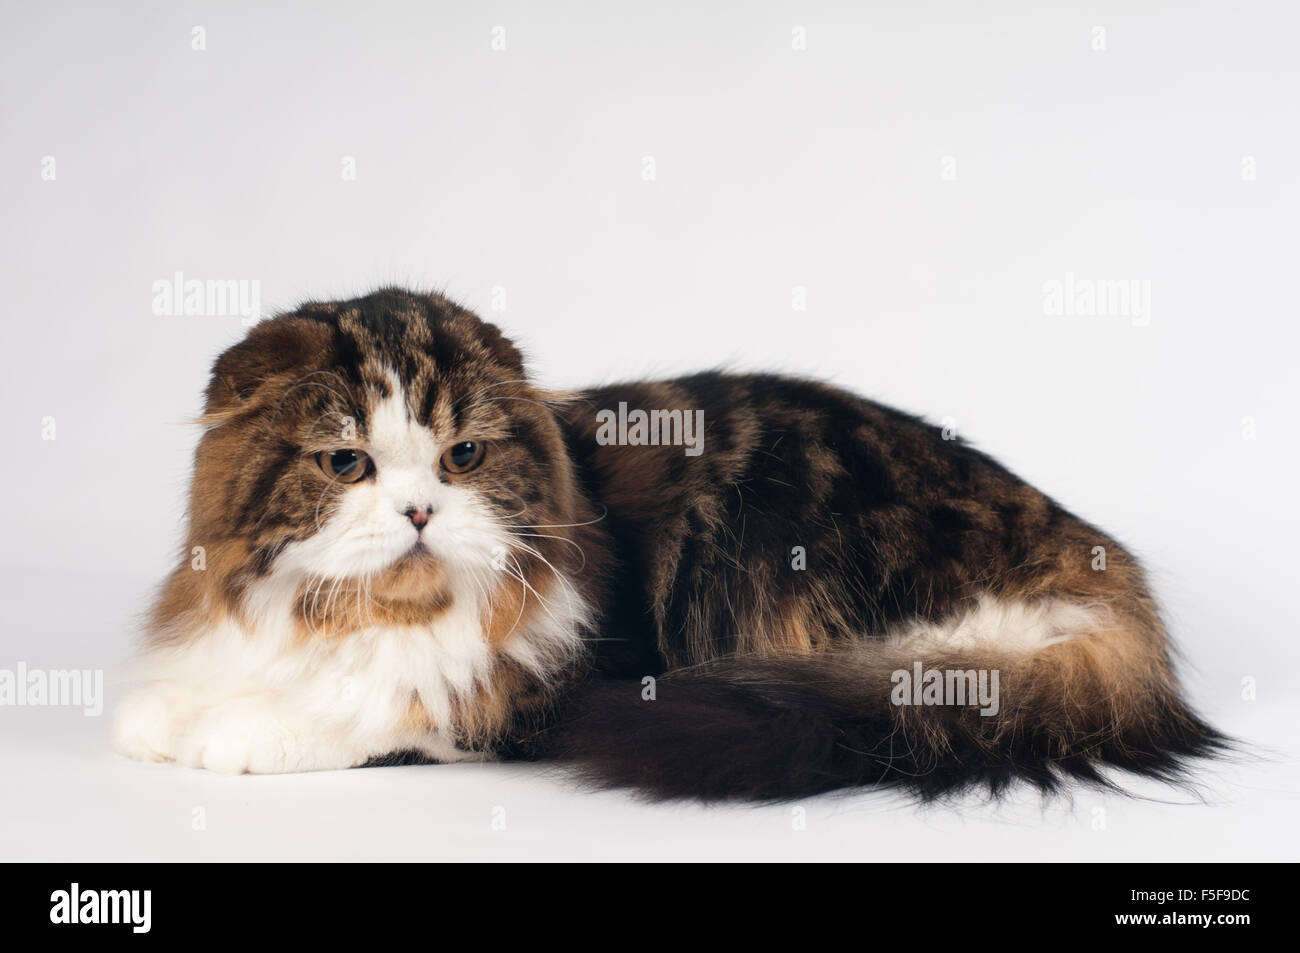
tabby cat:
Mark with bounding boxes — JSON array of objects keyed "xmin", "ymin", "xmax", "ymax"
[{"xmin": 113, "ymin": 288, "xmax": 1222, "ymax": 800}]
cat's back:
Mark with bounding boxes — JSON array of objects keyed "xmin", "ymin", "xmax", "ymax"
[
  {"xmin": 559, "ymin": 371, "xmax": 1108, "ymax": 665},
  {"xmin": 561, "ymin": 370, "xmax": 1031, "ymax": 520}
]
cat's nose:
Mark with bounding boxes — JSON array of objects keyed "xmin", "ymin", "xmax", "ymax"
[{"xmin": 403, "ymin": 505, "xmax": 433, "ymax": 528}]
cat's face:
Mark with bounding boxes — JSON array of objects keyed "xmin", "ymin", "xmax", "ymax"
[{"xmin": 185, "ymin": 290, "xmax": 580, "ymax": 632}]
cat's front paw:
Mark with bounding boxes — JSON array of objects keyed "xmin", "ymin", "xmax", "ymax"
[
  {"xmin": 112, "ymin": 682, "xmax": 193, "ymax": 764},
  {"xmin": 172, "ymin": 697, "xmax": 359, "ymax": 775}
]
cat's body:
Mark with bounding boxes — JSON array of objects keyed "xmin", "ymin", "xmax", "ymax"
[{"xmin": 114, "ymin": 289, "xmax": 1222, "ymax": 799}]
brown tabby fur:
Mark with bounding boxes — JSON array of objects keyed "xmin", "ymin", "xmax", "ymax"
[{"xmin": 146, "ymin": 288, "xmax": 1223, "ymax": 800}]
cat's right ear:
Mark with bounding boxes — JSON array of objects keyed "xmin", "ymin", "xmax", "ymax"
[{"xmin": 201, "ymin": 317, "xmax": 330, "ymax": 423}]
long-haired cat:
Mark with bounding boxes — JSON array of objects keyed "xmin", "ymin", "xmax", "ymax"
[{"xmin": 113, "ymin": 288, "xmax": 1223, "ymax": 800}]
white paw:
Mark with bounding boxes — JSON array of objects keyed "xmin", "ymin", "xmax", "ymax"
[
  {"xmin": 172, "ymin": 697, "xmax": 359, "ymax": 775},
  {"xmin": 112, "ymin": 682, "xmax": 194, "ymax": 763}
]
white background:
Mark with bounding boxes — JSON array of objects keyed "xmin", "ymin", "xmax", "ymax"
[{"xmin": 1, "ymin": 1, "xmax": 1297, "ymax": 860}]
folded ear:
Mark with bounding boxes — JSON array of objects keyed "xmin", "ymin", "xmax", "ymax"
[
  {"xmin": 475, "ymin": 320, "xmax": 526, "ymax": 374},
  {"xmin": 442, "ymin": 306, "xmax": 526, "ymax": 376},
  {"xmin": 202, "ymin": 317, "xmax": 331, "ymax": 420}
]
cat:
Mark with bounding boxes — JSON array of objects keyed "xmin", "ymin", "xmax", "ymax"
[{"xmin": 113, "ymin": 287, "xmax": 1223, "ymax": 800}]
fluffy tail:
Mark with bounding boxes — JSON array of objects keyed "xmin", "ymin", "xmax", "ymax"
[{"xmin": 528, "ymin": 617, "xmax": 1226, "ymax": 801}]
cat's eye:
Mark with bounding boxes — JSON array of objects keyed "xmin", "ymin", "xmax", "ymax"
[
  {"xmin": 316, "ymin": 448, "xmax": 372, "ymax": 484},
  {"xmin": 441, "ymin": 440, "xmax": 486, "ymax": 475}
]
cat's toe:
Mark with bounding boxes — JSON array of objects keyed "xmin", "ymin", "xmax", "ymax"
[
  {"xmin": 112, "ymin": 684, "xmax": 188, "ymax": 763},
  {"xmin": 174, "ymin": 700, "xmax": 274, "ymax": 773},
  {"xmin": 173, "ymin": 698, "xmax": 351, "ymax": 774}
]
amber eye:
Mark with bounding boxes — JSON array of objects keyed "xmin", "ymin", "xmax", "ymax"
[
  {"xmin": 441, "ymin": 440, "xmax": 485, "ymax": 474},
  {"xmin": 316, "ymin": 449, "xmax": 371, "ymax": 484}
]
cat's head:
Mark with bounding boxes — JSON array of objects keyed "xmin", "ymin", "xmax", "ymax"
[{"xmin": 170, "ymin": 289, "xmax": 593, "ymax": 639}]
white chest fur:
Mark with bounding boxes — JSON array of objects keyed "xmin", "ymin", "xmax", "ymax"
[{"xmin": 114, "ymin": 581, "xmax": 506, "ymax": 773}]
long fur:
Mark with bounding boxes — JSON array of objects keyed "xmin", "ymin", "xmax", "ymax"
[
  {"xmin": 115, "ymin": 288, "xmax": 1227, "ymax": 802},
  {"xmin": 528, "ymin": 637, "xmax": 1226, "ymax": 802}
]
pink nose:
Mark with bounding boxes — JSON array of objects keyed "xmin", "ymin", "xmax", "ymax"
[{"xmin": 404, "ymin": 505, "xmax": 432, "ymax": 528}]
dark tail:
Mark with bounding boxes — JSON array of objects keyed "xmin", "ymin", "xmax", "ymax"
[{"xmin": 526, "ymin": 623, "xmax": 1227, "ymax": 802}]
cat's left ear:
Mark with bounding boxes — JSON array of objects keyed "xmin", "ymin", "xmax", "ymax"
[
  {"xmin": 439, "ymin": 303, "xmax": 524, "ymax": 375},
  {"xmin": 201, "ymin": 317, "xmax": 330, "ymax": 422},
  {"xmin": 469, "ymin": 318, "xmax": 526, "ymax": 375}
]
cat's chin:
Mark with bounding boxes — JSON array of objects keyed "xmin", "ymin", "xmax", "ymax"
[
  {"xmin": 291, "ymin": 548, "xmax": 454, "ymax": 634},
  {"xmin": 370, "ymin": 547, "xmax": 444, "ymax": 600}
]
